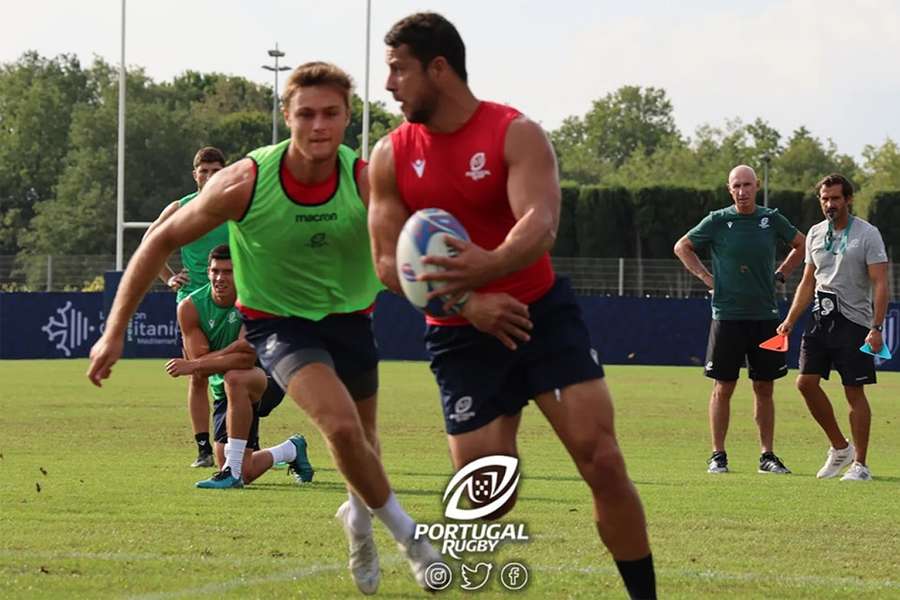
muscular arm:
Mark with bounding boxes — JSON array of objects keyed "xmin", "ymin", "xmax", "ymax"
[
  {"xmin": 492, "ymin": 117, "xmax": 560, "ymax": 276},
  {"xmin": 88, "ymin": 159, "xmax": 255, "ymax": 386},
  {"xmin": 673, "ymin": 236, "xmax": 713, "ymax": 288},
  {"xmin": 368, "ymin": 137, "xmax": 410, "ymax": 295},
  {"xmin": 776, "ymin": 232, "xmax": 806, "ymax": 278},
  {"xmin": 778, "ymin": 263, "xmax": 817, "ymax": 334},
  {"xmin": 144, "ymin": 201, "xmax": 183, "ymax": 287}
]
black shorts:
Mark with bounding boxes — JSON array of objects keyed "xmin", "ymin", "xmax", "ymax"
[
  {"xmin": 800, "ymin": 313, "xmax": 876, "ymax": 386},
  {"xmin": 425, "ymin": 277, "xmax": 605, "ymax": 435},
  {"xmin": 243, "ymin": 312, "xmax": 379, "ymax": 401},
  {"xmin": 704, "ymin": 319, "xmax": 787, "ymax": 381},
  {"xmin": 212, "ymin": 375, "xmax": 284, "ymax": 449}
]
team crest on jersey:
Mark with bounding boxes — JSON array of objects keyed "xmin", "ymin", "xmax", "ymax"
[
  {"xmin": 412, "ymin": 159, "xmax": 426, "ymax": 178},
  {"xmin": 759, "ymin": 217, "xmax": 770, "ymax": 229},
  {"xmin": 465, "ymin": 152, "xmax": 491, "ymax": 181},
  {"xmin": 227, "ymin": 311, "xmax": 238, "ymax": 324}
]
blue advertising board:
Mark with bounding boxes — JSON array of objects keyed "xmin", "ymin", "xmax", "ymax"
[{"xmin": 2, "ymin": 284, "xmax": 899, "ymax": 372}]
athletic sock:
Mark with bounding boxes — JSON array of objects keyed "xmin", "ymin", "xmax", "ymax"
[
  {"xmin": 195, "ymin": 432, "xmax": 211, "ymax": 455},
  {"xmin": 264, "ymin": 439, "xmax": 297, "ymax": 465},
  {"xmin": 371, "ymin": 491, "xmax": 415, "ymax": 542},
  {"xmin": 223, "ymin": 438, "xmax": 248, "ymax": 480},
  {"xmin": 615, "ymin": 553, "xmax": 657, "ymax": 600},
  {"xmin": 347, "ymin": 491, "xmax": 373, "ymax": 536}
]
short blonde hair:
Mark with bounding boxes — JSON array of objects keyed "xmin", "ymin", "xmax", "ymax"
[{"xmin": 281, "ymin": 62, "xmax": 353, "ymax": 110}]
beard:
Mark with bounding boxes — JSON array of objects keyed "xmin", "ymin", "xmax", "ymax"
[{"xmin": 404, "ymin": 88, "xmax": 438, "ymax": 124}]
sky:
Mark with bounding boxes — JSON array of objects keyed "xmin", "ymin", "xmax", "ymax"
[{"xmin": 3, "ymin": 0, "xmax": 899, "ymax": 161}]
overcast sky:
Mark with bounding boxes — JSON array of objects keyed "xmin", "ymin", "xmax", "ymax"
[{"xmin": 3, "ymin": 0, "xmax": 899, "ymax": 160}]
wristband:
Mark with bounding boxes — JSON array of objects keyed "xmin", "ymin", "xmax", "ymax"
[
  {"xmin": 774, "ymin": 272, "xmax": 786, "ymax": 284},
  {"xmin": 871, "ymin": 324, "xmax": 883, "ymax": 332}
]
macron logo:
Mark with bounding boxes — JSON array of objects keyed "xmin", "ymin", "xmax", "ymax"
[{"xmin": 412, "ymin": 159, "xmax": 426, "ymax": 178}]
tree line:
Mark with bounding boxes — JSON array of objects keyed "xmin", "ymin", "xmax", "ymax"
[{"xmin": 2, "ymin": 52, "xmax": 899, "ymax": 271}]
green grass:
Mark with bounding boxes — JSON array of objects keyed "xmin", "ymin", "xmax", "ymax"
[{"xmin": 1, "ymin": 360, "xmax": 899, "ymax": 599}]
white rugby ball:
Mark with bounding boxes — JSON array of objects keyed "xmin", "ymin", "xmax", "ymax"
[{"xmin": 396, "ymin": 208, "xmax": 470, "ymax": 317}]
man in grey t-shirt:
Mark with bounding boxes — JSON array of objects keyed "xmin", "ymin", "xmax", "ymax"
[{"xmin": 778, "ymin": 174, "xmax": 889, "ymax": 482}]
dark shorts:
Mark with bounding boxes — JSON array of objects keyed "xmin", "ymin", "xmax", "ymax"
[
  {"xmin": 243, "ymin": 312, "xmax": 379, "ymax": 401},
  {"xmin": 704, "ymin": 319, "xmax": 788, "ymax": 381},
  {"xmin": 212, "ymin": 375, "xmax": 284, "ymax": 449},
  {"xmin": 800, "ymin": 313, "xmax": 876, "ymax": 386},
  {"xmin": 425, "ymin": 277, "xmax": 605, "ymax": 435}
]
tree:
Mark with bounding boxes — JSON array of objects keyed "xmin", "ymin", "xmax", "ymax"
[
  {"xmin": 584, "ymin": 86, "xmax": 679, "ymax": 168},
  {"xmin": 0, "ymin": 52, "xmax": 90, "ymax": 254},
  {"xmin": 856, "ymin": 138, "xmax": 900, "ymax": 216},
  {"xmin": 552, "ymin": 86, "xmax": 678, "ymax": 183},
  {"xmin": 774, "ymin": 127, "xmax": 858, "ymax": 191}
]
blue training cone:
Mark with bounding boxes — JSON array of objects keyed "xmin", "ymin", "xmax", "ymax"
[{"xmin": 859, "ymin": 342, "xmax": 892, "ymax": 360}]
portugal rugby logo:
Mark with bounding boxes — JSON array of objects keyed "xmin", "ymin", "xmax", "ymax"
[{"xmin": 443, "ymin": 455, "xmax": 520, "ymax": 521}]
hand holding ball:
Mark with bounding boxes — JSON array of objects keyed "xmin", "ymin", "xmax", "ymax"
[{"xmin": 396, "ymin": 208, "xmax": 470, "ymax": 317}]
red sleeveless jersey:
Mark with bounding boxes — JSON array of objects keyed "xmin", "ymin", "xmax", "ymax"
[{"xmin": 390, "ymin": 101, "xmax": 555, "ymax": 325}]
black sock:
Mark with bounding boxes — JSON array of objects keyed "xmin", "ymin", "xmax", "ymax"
[
  {"xmin": 615, "ymin": 553, "xmax": 656, "ymax": 600},
  {"xmin": 195, "ymin": 432, "xmax": 211, "ymax": 454}
]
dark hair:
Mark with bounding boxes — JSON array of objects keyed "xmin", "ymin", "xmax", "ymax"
[
  {"xmin": 193, "ymin": 146, "xmax": 226, "ymax": 168},
  {"xmin": 282, "ymin": 61, "xmax": 353, "ymax": 109},
  {"xmin": 816, "ymin": 173, "xmax": 854, "ymax": 198},
  {"xmin": 385, "ymin": 12, "xmax": 467, "ymax": 82},
  {"xmin": 207, "ymin": 244, "xmax": 231, "ymax": 265}
]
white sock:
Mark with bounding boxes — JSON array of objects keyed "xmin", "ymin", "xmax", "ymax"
[
  {"xmin": 265, "ymin": 439, "xmax": 297, "ymax": 464},
  {"xmin": 224, "ymin": 438, "xmax": 247, "ymax": 480},
  {"xmin": 371, "ymin": 492, "xmax": 415, "ymax": 542},
  {"xmin": 348, "ymin": 491, "xmax": 373, "ymax": 536}
]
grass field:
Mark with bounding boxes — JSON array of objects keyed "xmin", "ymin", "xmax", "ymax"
[{"xmin": 1, "ymin": 360, "xmax": 899, "ymax": 599}]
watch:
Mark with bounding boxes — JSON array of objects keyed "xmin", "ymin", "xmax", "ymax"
[
  {"xmin": 871, "ymin": 324, "xmax": 884, "ymax": 332},
  {"xmin": 774, "ymin": 272, "xmax": 786, "ymax": 284}
]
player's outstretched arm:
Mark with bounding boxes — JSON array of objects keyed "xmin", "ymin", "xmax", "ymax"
[
  {"xmin": 88, "ymin": 160, "xmax": 255, "ymax": 387},
  {"xmin": 143, "ymin": 200, "xmax": 185, "ymax": 288},
  {"xmin": 368, "ymin": 136, "xmax": 410, "ymax": 295}
]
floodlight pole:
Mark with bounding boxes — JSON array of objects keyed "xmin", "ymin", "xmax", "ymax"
[
  {"xmin": 361, "ymin": 0, "xmax": 372, "ymax": 160},
  {"xmin": 115, "ymin": 0, "xmax": 126, "ymax": 270},
  {"xmin": 263, "ymin": 43, "xmax": 290, "ymax": 145}
]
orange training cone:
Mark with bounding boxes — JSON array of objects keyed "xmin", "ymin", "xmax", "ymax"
[{"xmin": 759, "ymin": 334, "xmax": 789, "ymax": 352}]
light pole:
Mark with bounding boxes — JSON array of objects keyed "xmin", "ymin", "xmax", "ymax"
[
  {"xmin": 762, "ymin": 153, "xmax": 771, "ymax": 208},
  {"xmin": 262, "ymin": 43, "xmax": 290, "ymax": 145}
]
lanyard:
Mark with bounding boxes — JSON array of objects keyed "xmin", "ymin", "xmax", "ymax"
[{"xmin": 824, "ymin": 215, "xmax": 853, "ymax": 255}]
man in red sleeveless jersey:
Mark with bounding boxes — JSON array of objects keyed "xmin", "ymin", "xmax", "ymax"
[{"xmin": 368, "ymin": 12, "xmax": 656, "ymax": 600}]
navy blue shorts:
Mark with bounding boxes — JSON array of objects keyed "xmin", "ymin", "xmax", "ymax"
[
  {"xmin": 243, "ymin": 312, "xmax": 379, "ymax": 401},
  {"xmin": 425, "ymin": 277, "xmax": 605, "ymax": 435},
  {"xmin": 212, "ymin": 375, "xmax": 284, "ymax": 450}
]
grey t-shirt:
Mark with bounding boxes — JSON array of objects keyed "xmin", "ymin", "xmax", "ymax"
[{"xmin": 805, "ymin": 216, "xmax": 888, "ymax": 328}]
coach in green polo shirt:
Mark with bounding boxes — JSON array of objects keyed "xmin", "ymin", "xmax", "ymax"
[{"xmin": 675, "ymin": 164, "xmax": 806, "ymax": 475}]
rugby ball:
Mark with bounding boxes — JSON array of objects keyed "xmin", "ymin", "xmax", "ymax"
[{"xmin": 396, "ymin": 208, "xmax": 470, "ymax": 317}]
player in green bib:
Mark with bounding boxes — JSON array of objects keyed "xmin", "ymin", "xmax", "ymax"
[
  {"xmin": 88, "ymin": 62, "xmax": 440, "ymax": 594},
  {"xmin": 162, "ymin": 245, "xmax": 314, "ymax": 488},
  {"xmin": 144, "ymin": 146, "xmax": 230, "ymax": 468},
  {"xmin": 675, "ymin": 164, "xmax": 806, "ymax": 475}
]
